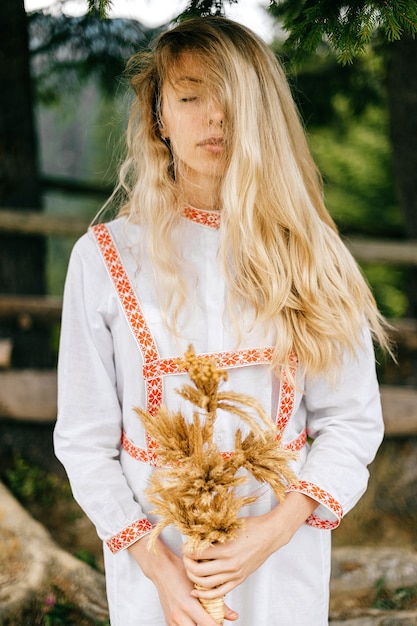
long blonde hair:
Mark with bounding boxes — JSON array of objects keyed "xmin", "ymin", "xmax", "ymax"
[{"xmin": 115, "ymin": 16, "xmax": 390, "ymax": 378}]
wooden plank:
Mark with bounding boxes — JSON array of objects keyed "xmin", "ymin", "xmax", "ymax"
[
  {"xmin": 0, "ymin": 370, "xmax": 57, "ymax": 422},
  {"xmin": 0, "ymin": 371, "xmax": 416, "ymax": 438},
  {"xmin": 380, "ymin": 385, "xmax": 417, "ymax": 436},
  {"xmin": 0, "ymin": 339, "xmax": 12, "ymax": 368},
  {"xmin": 0, "ymin": 295, "xmax": 63, "ymax": 322},
  {"xmin": 389, "ymin": 317, "xmax": 417, "ymax": 349},
  {"xmin": 41, "ymin": 174, "xmax": 112, "ymax": 198},
  {"xmin": 0, "ymin": 208, "xmax": 417, "ymax": 266},
  {"xmin": 345, "ymin": 237, "xmax": 417, "ymax": 266},
  {"xmin": 0, "ymin": 294, "xmax": 416, "ymax": 349},
  {"xmin": 0, "ymin": 209, "xmax": 90, "ymax": 237}
]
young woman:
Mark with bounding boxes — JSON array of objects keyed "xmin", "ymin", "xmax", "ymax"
[{"xmin": 54, "ymin": 16, "xmax": 388, "ymax": 626}]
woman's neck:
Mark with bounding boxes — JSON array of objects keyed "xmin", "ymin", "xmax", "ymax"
[
  {"xmin": 184, "ymin": 198, "xmax": 221, "ymax": 212},
  {"xmin": 177, "ymin": 173, "xmax": 222, "ymax": 212}
]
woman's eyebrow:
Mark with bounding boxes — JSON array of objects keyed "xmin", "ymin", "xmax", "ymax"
[{"xmin": 174, "ymin": 76, "xmax": 203, "ymax": 85}]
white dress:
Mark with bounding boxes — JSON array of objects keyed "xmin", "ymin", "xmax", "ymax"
[{"xmin": 54, "ymin": 209, "xmax": 384, "ymax": 625}]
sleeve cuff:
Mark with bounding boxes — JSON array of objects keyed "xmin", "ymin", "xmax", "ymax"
[
  {"xmin": 106, "ymin": 518, "xmax": 154, "ymax": 554},
  {"xmin": 286, "ymin": 480, "xmax": 343, "ymax": 530}
]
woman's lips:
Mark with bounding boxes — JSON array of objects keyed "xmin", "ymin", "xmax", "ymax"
[{"xmin": 198, "ymin": 137, "xmax": 225, "ymax": 153}]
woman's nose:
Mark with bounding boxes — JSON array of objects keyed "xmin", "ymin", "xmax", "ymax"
[{"xmin": 208, "ymin": 99, "xmax": 224, "ymax": 127}]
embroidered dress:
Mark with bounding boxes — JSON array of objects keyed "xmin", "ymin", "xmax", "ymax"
[{"xmin": 54, "ymin": 209, "xmax": 384, "ymax": 626}]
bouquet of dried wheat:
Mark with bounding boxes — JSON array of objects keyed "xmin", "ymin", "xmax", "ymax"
[{"xmin": 135, "ymin": 345, "xmax": 298, "ymax": 624}]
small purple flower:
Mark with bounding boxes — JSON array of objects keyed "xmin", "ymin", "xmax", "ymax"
[{"xmin": 44, "ymin": 594, "xmax": 56, "ymax": 608}]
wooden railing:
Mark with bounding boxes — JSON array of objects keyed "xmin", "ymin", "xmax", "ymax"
[
  {"xmin": 1, "ymin": 208, "xmax": 417, "ymax": 265},
  {"xmin": 0, "ymin": 208, "xmax": 90, "ymax": 237},
  {"xmin": 0, "ymin": 208, "xmax": 416, "ymax": 435}
]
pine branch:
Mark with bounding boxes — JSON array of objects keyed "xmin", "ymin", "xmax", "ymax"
[
  {"xmin": 378, "ymin": 0, "xmax": 417, "ymax": 41},
  {"xmin": 87, "ymin": 0, "xmax": 112, "ymax": 20},
  {"xmin": 176, "ymin": 0, "xmax": 238, "ymax": 21},
  {"xmin": 269, "ymin": 0, "xmax": 417, "ymax": 65}
]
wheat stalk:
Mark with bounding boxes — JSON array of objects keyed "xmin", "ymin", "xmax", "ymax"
[{"xmin": 135, "ymin": 345, "xmax": 298, "ymax": 623}]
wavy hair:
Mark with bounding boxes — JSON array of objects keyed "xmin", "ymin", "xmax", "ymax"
[{"xmin": 113, "ymin": 16, "xmax": 390, "ymax": 379}]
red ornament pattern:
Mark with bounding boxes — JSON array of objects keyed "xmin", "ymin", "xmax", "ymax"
[
  {"xmin": 106, "ymin": 518, "xmax": 153, "ymax": 553},
  {"xmin": 182, "ymin": 206, "xmax": 221, "ymax": 229},
  {"xmin": 120, "ymin": 427, "xmax": 307, "ymax": 467},
  {"xmin": 286, "ymin": 480, "xmax": 343, "ymax": 529},
  {"xmin": 275, "ymin": 354, "xmax": 298, "ymax": 434},
  {"xmin": 142, "ymin": 347, "xmax": 274, "ymax": 380},
  {"xmin": 286, "ymin": 428, "xmax": 307, "ymax": 451}
]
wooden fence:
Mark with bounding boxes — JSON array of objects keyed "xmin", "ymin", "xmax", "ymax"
[{"xmin": 0, "ymin": 209, "xmax": 416, "ymax": 436}]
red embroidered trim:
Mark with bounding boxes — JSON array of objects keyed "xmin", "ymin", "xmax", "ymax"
[
  {"xmin": 285, "ymin": 428, "xmax": 307, "ymax": 451},
  {"xmin": 182, "ymin": 206, "xmax": 221, "ymax": 229},
  {"xmin": 142, "ymin": 347, "xmax": 274, "ymax": 380},
  {"xmin": 92, "ymin": 224, "xmax": 159, "ymax": 364},
  {"xmin": 146, "ymin": 378, "xmax": 163, "ymax": 416},
  {"xmin": 92, "ymin": 224, "xmax": 163, "ymax": 416},
  {"xmin": 106, "ymin": 518, "xmax": 153, "ymax": 553},
  {"xmin": 276, "ymin": 354, "xmax": 298, "ymax": 435},
  {"xmin": 305, "ymin": 513, "xmax": 340, "ymax": 530},
  {"xmin": 121, "ymin": 428, "xmax": 306, "ymax": 466},
  {"xmin": 121, "ymin": 431, "xmax": 153, "ymax": 465},
  {"xmin": 287, "ymin": 479, "xmax": 343, "ymax": 529}
]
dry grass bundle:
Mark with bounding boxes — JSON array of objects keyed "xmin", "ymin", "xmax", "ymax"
[{"xmin": 135, "ymin": 345, "xmax": 297, "ymax": 623}]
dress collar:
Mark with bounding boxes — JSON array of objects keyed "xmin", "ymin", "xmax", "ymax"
[{"xmin": 182, "ymin": 206, "xmax": 221, "ymax": 230}]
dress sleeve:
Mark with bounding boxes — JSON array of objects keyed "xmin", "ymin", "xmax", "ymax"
[
  {"xmin": 287, "ymin": 327, "xmax": 384, "ymax": 529},
  {"xmin": 54, "ymin": 233, "xmax": 153, "ymax": 552}
]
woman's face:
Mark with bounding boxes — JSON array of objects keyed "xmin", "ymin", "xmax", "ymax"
[{"xmin": 160, "ymin": 53, "xmax": 227, "ymax": 203}]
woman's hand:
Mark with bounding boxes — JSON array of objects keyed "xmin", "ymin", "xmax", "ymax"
[
  {"xmin": 184, "ymin": 491, "xmax": 317, "ymax": 601},
  {"xmin": 128, "ymin": 535, "xmax": 239, "ymax": 625}
]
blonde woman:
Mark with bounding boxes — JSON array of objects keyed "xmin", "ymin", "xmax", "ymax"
[{"xmin": 55, "ymin": 16, "xmax": 388, "ymax": 626}]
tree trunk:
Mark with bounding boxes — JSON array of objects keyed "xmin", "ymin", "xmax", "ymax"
[
  {"xmin": 0, "ymin": 481, "xmax": 108, "ymax": 624},
  {"xmin": 386, "ymin": 36, "xmax": 417, "ymax": 318},
  {"xmin": 0, "ymin": 0, "xmax": 51, "ymax": 367}
]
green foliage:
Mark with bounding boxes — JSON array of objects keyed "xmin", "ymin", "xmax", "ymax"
[
  {"xmin": 41, "ymin": 593, "xmax": 110, "ymax": 625},
  {"xmin": 87, "ymin": 0, "xmax": 113, "ymax": 20},
  {"xmin": 44, "ymin": 0, "xmax": 417, "ymax": 72},
  {"xmin": 29, "ymin": 12, "xmax": 160, "ymax": 103},
  {"xmin": 4, "ymin": 454, "xmax": 70, "ymax": 505},
  {"xmin": 38, "ymin": 84, "xmax": 128, "ymax": 296},
  {"xmin": 308, "ymin": 103, "xmax": 401, "ymax": 236},
  {"xmin": 43, "ymin": 598, "xmax": 76, "ymax": 626},
  {"xmin": 362, "ymin": 264, "xmax": 408, "ymax": 318},
  {"xmin": 31, "ymin": 0, "xmax": 417, "ymax": 101},
  {"xmin": 308, "ymin": 103, "xmax": 407, "ymax": 317},
  {"xmin": 89, "ymin": 0, "xmax": 239, "ymax": 20},
  {"xmin": 75, "ymin": 549, "xmax": 101, "ymax": 571},
  {"xmin": 279, "ymin": 43, "xmax": 401, "ymax": 237},
  {"xmin": 281, "ymin": 42, "xmax": 407, "ymax": 318},
  {"xmin": 373, "ymin": 577, "xmax": 417, "ymax": 610},
  {"xmin": 269, "ymin": 0, "xmax": 417, "ymax": 65},
  {"xmin": 278, "ymin": 40, "xmax": 385, "ymax": 127},
  {"xmin": 177, "ymin": 0, "xmax": 238, "ymax": 20}
]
